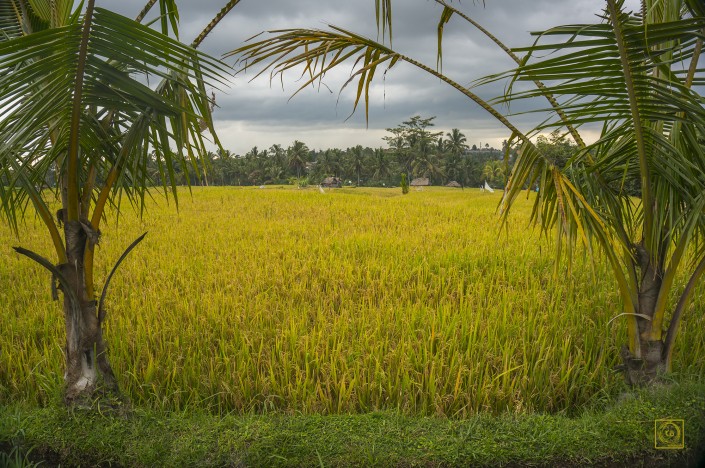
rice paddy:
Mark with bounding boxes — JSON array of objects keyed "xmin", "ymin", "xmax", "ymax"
[{"xmin": 2, "ymin": 186, "xmax": 704, "ymax": 416}]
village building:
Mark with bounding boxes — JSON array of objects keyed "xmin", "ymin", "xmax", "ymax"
[
  {"xmin": 321, "ymin": 176, "xmax": 343, "ymax": 188},
  {"xmin": 410, "ymin": 177, "xmax": 430, "ymax": 187}
]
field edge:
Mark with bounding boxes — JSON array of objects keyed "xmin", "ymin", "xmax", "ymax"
[{"xmin": 1, "ymin": 379, "xmax": 704, "ymax": 467}]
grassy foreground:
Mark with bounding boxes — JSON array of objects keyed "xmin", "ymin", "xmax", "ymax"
[{"xmin": 1, "ymin": 380, "xmax": 704, "ymax": 467}]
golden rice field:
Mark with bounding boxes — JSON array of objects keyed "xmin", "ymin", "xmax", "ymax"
[{"xmin": 1, "ymin": 186, "xmax": 704, "ymax": 416}]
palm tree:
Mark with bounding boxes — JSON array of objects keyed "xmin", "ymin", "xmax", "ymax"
[
  {"xmin": 383, "ymin": 128, "xmax": 410, "ymax": 179},
  {"xmin": 231, "ymin": 0, "xmax": 705, "ymax": 384},
  {"xmin": 444, "ymin": 129, "xmax": 468, "ymax": 184},
  {"xmin": 317, "ymin": 149, "xmax": 343, "ymax": 178},
  {"xmin": 347, "ymin": 145, "xmax": 367, "ymax": 186},
  {"xmin": 1, "ymin": 0, "xmax": 239, "ymax": 404},
  {"xmin": 215, "ymin": 149, "xmax": 235, "ymax": 185},
  {"xmin": 481, "ymin": 160, "xmax": 506, "ymax": 188},
  {"xmin": 370, "ymin": 148, "xmax": 392, "ymax": 183},
  {"xmin": 287, "ymin": 140, "xmax": 309, "ymax": 181},
  {"xmin": 267, "ymin": 144, "xmax": 288, "ymax": 183},
  {"xmin": 411, "ymin": 139, "xmax": 443, "ymax": 183},
  {"xmin": 445, "ymin": 129, "xmax": 468, "ymax": 157}
]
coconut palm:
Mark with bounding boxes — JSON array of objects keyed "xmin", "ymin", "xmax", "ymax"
[
  {"xmin": 1, "ymin": 0, "xmax": 239, "ymax": 404},
  {"xmin": 411, "ymin": 139, "xmax": 444, "ymax": 183},
  {"xmin": 317, "ymin": 149, "xmax": 343, "ymax": 178},
  {"xmin": 231, "ymin": 0, "xmax": 705, "ymax": 384},
  {"xmin": 347, "ymin": 145, "xmax": 367, "ymax": 186},
  {"xmin": 370, "ymin": 148, "xmax": 392, "ymax": 183},
  {"xmin": 444, "ymin": 128, "xmax": 468, "ymax": 184},
  {"xmin": 445, "ymin": 128, "xmax": 468, "ymax": 157},
  {"xmin": 288, "ymin": 140, "xmax": 310, "ymax": 180},
  {"xmin": 482, "ymin": 160, "xmax": 507, "ymax": 187},
  {"xmin": 383, "ymin": 128, "xmax": 410, "ymax": 179}
]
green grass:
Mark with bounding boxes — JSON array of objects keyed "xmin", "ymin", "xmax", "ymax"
[{"xmin": 1, "ymin": 379, "xmax": 704, "ymax": 467}]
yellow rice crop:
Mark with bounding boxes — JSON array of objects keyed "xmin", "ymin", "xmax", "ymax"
[{"xmin": 1, "ymin": 186, "xmax": 704, "ymax": 415}]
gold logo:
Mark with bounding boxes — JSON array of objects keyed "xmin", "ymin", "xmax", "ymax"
[{"xmin": 654, "ymin": 419, "xmax": 684, "ymax": 449}]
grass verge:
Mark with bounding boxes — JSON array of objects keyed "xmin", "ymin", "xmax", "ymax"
[{"xmin": 1, "ymin": 380, "xmax": 704, "ymax": 467}]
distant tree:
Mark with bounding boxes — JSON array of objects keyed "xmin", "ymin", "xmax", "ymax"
[
  {"xmin": 436, "ymin": 136, "xmax": 445, "ymax": 155},
  {"xmin": 370, "ymin": 148, "xmax": 392, "ymax": 183},
  {"xmin": 347, "ymin": 145, "xmax": 367, "ymax": 186},
  {"xmin": 268, "ymin": 144, "xmax": 288, "ymax": 183},
  {"xmin": 535, "ymin": 130, "xmax": 576, "ymax": 170},
  {"xmin": 317, "ymin": 149, "xmax": 343, "ymax": 178},
  {"xmin": 244, "ymin": 146, "xmax": 269, "ymax": 185},
  {"xmin": 443, "ymin": 129, "xmax": 469, "ymax": 184},
  {"xmin": 383, "ymin": 127, "xmax": 411, "ymax": 179},
  {"xmin": 214, "ymin": 149, "xmax": 234, "ymax": 185},
  {"xmin": 411, "ymin": 138, "xmax": 443, "ymax": 183},
  {"xmin": 445, "ymin": 129, "xmax": 468, "ymax": 156},
  {"xmin": 287, "ymin": 140, "xmax": 309, "ymax": 180},
  {"xmin": 384, "ymin": 116, "xmax": 441, "ymax": 182},
  {"xmin": 482, "ymin": 160, "xmax": 507, "ymax": 187}
]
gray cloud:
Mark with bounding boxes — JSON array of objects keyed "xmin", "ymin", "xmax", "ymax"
[{"xmin": 108, "ymin": 0, "xmax": 639, "ymax": 153}]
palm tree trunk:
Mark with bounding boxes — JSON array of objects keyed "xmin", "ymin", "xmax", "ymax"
[
  {"xmin": 619, "ymin": 245, "xmax": 667, "ymax": 385},
  {"xmin": 61, "ymin": 220, "xmax": 118, "ymax": 404}
]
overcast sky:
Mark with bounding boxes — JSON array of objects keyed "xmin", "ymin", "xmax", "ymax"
[{"xmin": 111, "ymin": 0, "xmax": 641, "ymax": 154}]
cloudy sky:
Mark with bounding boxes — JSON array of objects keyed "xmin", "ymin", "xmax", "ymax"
[{"xmin": 112, "ymin": 0, "xmax": 641, "ymax": 154}]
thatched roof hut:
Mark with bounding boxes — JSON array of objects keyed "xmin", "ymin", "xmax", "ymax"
[
  {"xmin": 410, "ymin": 177, "xmax": 430, "ymax": 186},
  {"xmin": 446, "ymin": 181, "xmax": 462, "ymax": 188},
  {"xmin": 321, "ymin": 176, "xmax": 343, "ymax": 188}
]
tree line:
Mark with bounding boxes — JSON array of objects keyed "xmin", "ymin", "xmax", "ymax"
[{"xmin": 159, "ymin": 116, "xmax": 518, "ymax": 188}]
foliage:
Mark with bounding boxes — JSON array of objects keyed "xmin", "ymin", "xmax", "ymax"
[
  {"xmin": 491, "ymin": 0, "xmax": 705, "ymax": 379},
  {"xmin": 400, "ymin": 173, "xmax": 409, "ymax": 194},
  {"xmin": 0, "ymin": 0, "xmax": 238, "ymax": 402},
  {"xmin": 482, "ymin": 160, "xmax": 507, "ymax": 187},
  {"xmin": 0, "ymin": 1, "xmax": 230, "ymax": 234},
  {"xmin": 535, "ymin": 130, "xmax": 577, "ymax": 171},
  {"xmin": 153, "ymin": 120, "xmax": 499, "ymax": 188},
  {"xmin": 287, "ymin": 140, "xmax": 310, "ymax": 180}
]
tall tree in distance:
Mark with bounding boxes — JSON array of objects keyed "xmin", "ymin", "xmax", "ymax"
[
  {"xmin": 370, "ymin": 148, "xmax": 392, "ymax": 183},
  {"xmin": 444, "ymin": 128, "xmax": 468, "ymax": 184},
  {"xmin": 383, "ymin": 127, "xmax": 410, "ymax": 180},
  {"xmin": 268, "ymin": 144, "xmax": 288, "ymax": 183},
  {"xmin": 287, "ymin": 140, "xmax": 310, "ymax": 180},
  {"xmin": 445, "ymin": 129, "xmax": 468, "ymax": 157},
  {"xmin": 482, "ymin": 160, "xmax": 507, "ymax": 187},
  {"xmin": 411, "ymin": 138, "xmax": 443, "ymax": 183},
  {"xmin": 318, "ymin": 149, "xmax": 343, "ymax": 178},
  {"xmin": 382, "ymin": 116, "xmax": 441, "ymax": 183},
  {"xmin": 347, "ymin": 145, "xmax": 367, "ymax": 186}
]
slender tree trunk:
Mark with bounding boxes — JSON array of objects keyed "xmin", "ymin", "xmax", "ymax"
[
  {"xmin": 619, "ymin": 244, "xmax": 667, "ymax": 385},
  {"xmin": 61, "ymin": 220, "xmax": 118, "ymax": 404}
]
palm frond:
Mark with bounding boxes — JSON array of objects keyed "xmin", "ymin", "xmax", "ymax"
[{"xmin": 0, "ymin": 6, "xmax": 232, "ymax": 230}]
